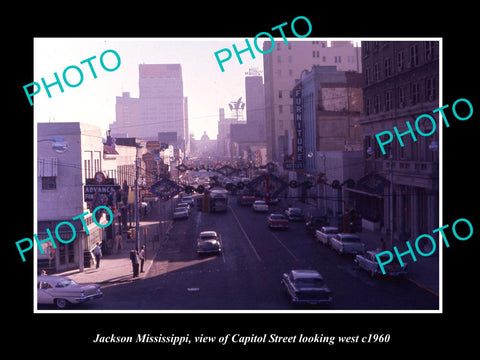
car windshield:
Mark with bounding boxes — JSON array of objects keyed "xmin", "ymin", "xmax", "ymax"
[
  {"xmin": 55, "ymin": 279, "xmax": 77, "ymax": 288},
  {"xmin": 343, "ymin": 237, "xmax": 361, "ymax": 243},
  {"xmin": 324, "ymin": 228, "xmax": 338, "ymax": 234},
  {"xmin": 271, "ymin": 214, "xmax": 286, "ymax": 219},
  {"xmin": 295, "ymin": 278, "xmax": 325, "ymax": 287}
]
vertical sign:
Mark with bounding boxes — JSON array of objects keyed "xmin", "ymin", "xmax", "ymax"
[{"xmin": 293, "ymin": 83, "xmax": 304, "ymax": 169}]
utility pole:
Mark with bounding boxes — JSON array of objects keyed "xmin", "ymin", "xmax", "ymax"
[{"xmin": 135, "ymin": 154, "xmax": 140, "ymax": 251}]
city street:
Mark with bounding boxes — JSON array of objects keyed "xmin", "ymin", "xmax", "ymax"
[{"xmin": 81, "ymin": 195, "xmax": 438, "ymax": 311}]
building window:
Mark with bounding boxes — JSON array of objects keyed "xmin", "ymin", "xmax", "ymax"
[
  {"xmin": 411, "ymin": 82, "xmax": 420, "ymax": 105},
  {"xmin": 41, "ymin": 176, "xmax": 56, "ymax": 190},
  {"xmin": 322, "ymin": 56, "xmax": 326, "ymax": 62},
  {"xmin": 398, "ymin": 87, "xmax": 405, "ymax": 107},
  {"xmin": 334, "ymin": 56, "xmax": 342, "ymax": 63},
  {"xmin": 279, "ymin": 105, "xmax": 283, "ymax": 114},
  {"xmin": 384, "ymin": 58, "xmax": 392, "ymax": 77},
  {"xmin": 385, "ymin": 91, "xmax": 392, "ymax": 111},
  {"xmin": 373, "ymin": 95, "xmax": 380, "ymax": 113},
  {"xmin": 426, "ymin": 77, "xmax": 436, "ymax": 101},
  {"xmin": 278, "ymin": 90, "xmax": 282, "ymax": 99},
  {"xmin": 410, "ymin": 44, "xmax": 419, "ymax": 67},
  {"xmin": 277, "ymin": 55, "xmax": 281, "ymax": 64},
  {"xmin": 397, "ymin": 51, "xmax": 404, "ymax": 71},
  {"xmin": 373, "ymin": 63, "xmax": 380, "ymax": 81},
  {"xmin": 289, "ymin": 69, "xmax": 293, "ymax": 77},
  {"xmin": 425, "ymin": 41, "xmax": 435, "ymax": 61},
  {"xmin": 365, "ymin": 98, "xmax": 371, "ymax": 115}
]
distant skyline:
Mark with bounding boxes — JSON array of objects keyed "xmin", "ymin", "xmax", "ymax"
[{"xmin": 33, "ymin": 38, "xmax": 268, "ymax": 140}]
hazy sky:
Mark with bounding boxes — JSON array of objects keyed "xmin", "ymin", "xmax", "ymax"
[{"xmin": 33, "ymin": 38, "xmax": 267, "ymax": 139}]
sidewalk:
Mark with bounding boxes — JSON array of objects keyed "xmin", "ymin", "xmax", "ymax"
[
  {"xmin": 292, "ymin": 199, "xmax": 440, "ymax": 297},
  {"xmin": 57, "ymin": 200, "xmax": 173, "ymax": 287}
]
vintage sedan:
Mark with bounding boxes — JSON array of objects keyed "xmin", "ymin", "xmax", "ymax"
[
  {"xmin": 267, "ymin": 213, "xmax": 289, "ymax": 229},
  {"xmin": 253, "ymin": 200, "xmax": 269, "ymax": 212},
  {"xmin": 281, "ymin": 270, "xmax": 333, "ymax": 306},
  {"xmin": 355, "ymin": 250, "xmax": 408, "ymax": 277},
  {"xmin": 330, "ymin": 233, "xmax": 365, "ymax": 255},
  {"xmin": 173, "ymin": 207, "xmax": 189, "ymax": 220},
  {"xmin": 196, "ymin": 231, "xmax": 222, "ymax": 254},
  {"xmin": 285, "ymin": 207, "xmax": 305, "ymax": 221},
  {"xmin": 315, "ymin": 226, "xmax": 339, "ymax": 246},
  {"xmin": 37, "ymin": 275, "xmax": 103, "ymax": 309}
]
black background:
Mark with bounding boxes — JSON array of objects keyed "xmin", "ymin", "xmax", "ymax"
[{"xmin": 7, "ymin": 4, "xmax": 477, "ymax": 355}]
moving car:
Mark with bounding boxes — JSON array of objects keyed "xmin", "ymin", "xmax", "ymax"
[
  {"xmin": 267, "ymin": 213, "xmax": 289, "ymax": 229},
  {"xmin": 176, "ymin": 202, "xmax": 191, "ymax": 214},
  {"xmin": 237, "ymin": 190, "xmax": 256, "ymax": 205},
  {"xmin": 315, "ymin": 226, "xmax": 339, "ymax": 246},
  {"xmin": 196, "ymin": 231, "xmax": 222, "ymax": 254},
  {"xmin": 285, "ymin": 207, "xmax": 304, "ymax": 221},
  {"xmin": 281, "ymin": 270, "xmax": 333, "ymax": 306},
  {"xmin": 253, "ymin": 200, "xmax": 269, "ymax": 212},
  {"xmin": 173, "ymin": 207, "xmax": 189, "ymax": 220},
  {"xmin": 37, "ymin": 275, "xmax": 103, "ymax": 309},
  {"xmin": 330, "ymin": 233, "xmax": 365, "ymax": 255},
  {"xmin": 355, "ymin": 250, "xmax": 408, "ymax": 277}
]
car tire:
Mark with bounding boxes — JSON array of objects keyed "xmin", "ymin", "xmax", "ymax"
[{"xmin": 55, "ymin": 298, "xmax": 69, "ymax": 309}]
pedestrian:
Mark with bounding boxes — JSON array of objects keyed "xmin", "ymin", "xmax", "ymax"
[
  {"xmin": 92, "ymin": 242, "xmax": 102, "ymax": 269},
  {"xmin": 139, "ymin": 245, "xmax": 145, "ymax": 273},
  {"xmin": 379, "ymin": 237, "xmax": 386, "ymax": 252},
  {"xmin": 115, "ymin": 232, "xmax": 123, "ymax": 253},
  {"xmin": 131, "ymin": 250, "xmax": 140, "ymax": 278}
]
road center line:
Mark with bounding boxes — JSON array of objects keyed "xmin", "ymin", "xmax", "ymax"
[
  {"xmin": 228, "ymin": 205, "xmax": 262, "ymax": 262},
  {"xmin": 270, "ymin": 232, "xmax": 299, "ymax": 262}
]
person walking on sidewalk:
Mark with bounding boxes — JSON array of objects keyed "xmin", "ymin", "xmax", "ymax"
[
  {"xmin": 139, "ymin": 245, "xmax": 146, "ymax": 273},
  {"xmin": 115, "ymin": 232, "xmax": 123, "ymax": 253},
  {"xmin": 92, "ymin": 242, "xmax": 102, "ymax": 269},
  {"xmin": 130, "ymin": 249, "xmax": 140, "ymax": 278}
]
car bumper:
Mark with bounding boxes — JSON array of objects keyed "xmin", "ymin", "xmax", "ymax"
[
  {"xmin": 197, "ymin": 247, "xmax": 222, "ymax": 254},
  {"xmin": 75, "ymin": 292, "xmax": 103, "ymax": 303},
  {"xmin": 291, "ymin": 296, "xmax": 333, "ymax": 305}
]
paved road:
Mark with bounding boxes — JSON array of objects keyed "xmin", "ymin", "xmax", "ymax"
[{"xmin": 83, "ymin": 195, "xmax": 438, "ymax": 311}]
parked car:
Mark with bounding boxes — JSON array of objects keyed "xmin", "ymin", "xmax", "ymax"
[
  {"xmin": 355, "ymin": 250, "xmax": 408, "ymax": 277},
  {"xmin": 285, "ymin": 207, "xmax": 305, "ymax": 221},
  {"xmin": 37, "ymin": 275, "xmax": 103, "ymax": 309},
  {"xmin": 196, "ymin": 231, "xmax": 222, "ymax": 254},
  {"xmin": 267, "ymin": 213, "xmax": 289, "ymax": 229},
  {"xmin": 330, "ymin": 233, "xmax": 365, "ymax": 255},
  {"xmin": 173, "ymin": 207, "xmax": 189, "ymax": 220},
  {"xmin": 176, "ymin": 202, "xmax": 191, "ymax": 213},
  {"xmin": 315, "ymin": 226, "xmax": 339, "ymax": 246},
  {"xmin": 305, "ymin": 215, "xmax": 329, "ymax": 234},
  {"xmin": 253, "ymin": 200, "xmax": 269, "ymax": 212},
  {"xmin": 181, "ymin": 195, "xmax": 194, "ymax": 205},
  {"xmin": 281, "ymin": 270, "xmax": 333, "ymax": 306}
]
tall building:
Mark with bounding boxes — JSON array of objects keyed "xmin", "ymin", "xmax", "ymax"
[
  {"xmin": 263, "ymin": 40, "xmax": 362, "ymax": 163},
  {"xmin": 351, "ymin": 40, "xmax": 440, "ymax": 244},
  {"xmin": 139, "ymin": 64, "xmax": 186, "ymax": 144},
  {"xmin": 110, "ymin": 64, "xmax": 189, "ymax": 154}
]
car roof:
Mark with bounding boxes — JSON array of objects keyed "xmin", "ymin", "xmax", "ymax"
[
  {"xmin": 291, "ymin": 269, "xmax": 323, "ymax": 279},
  {"xmin": 200, "ymin": 231, "xmax": 217, "ymax": 236}
]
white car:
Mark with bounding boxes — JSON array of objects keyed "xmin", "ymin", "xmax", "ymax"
[
  {"xmin": 253, "ymin": 200, "xmax": 269, "ymax": 212},
  {"xmin": 315, "ymin": 226, "xmax": 339, "ymax": 246},
  {"xmin": 330, "ymin": 233, "xmax": 365, "ymax": 255},
  {"xmin": 355, "ymin": 250, "xmax": 408, "ymax": 277},
  {"xmin": 196, "ymin": 231, "xmax": 222, "ymax": 254},
  {"xmin": 37, "ymin": 275, "xmax": 103, "ymax": 309}
]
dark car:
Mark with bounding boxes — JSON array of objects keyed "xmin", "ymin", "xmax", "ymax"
[
  {"xmin": 305, "ymin": 215, "xmax": 329, "ymax": 234},
  {"xmin": 281, "ymin": 270, "xmax": 333, "ymax": 306}
]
